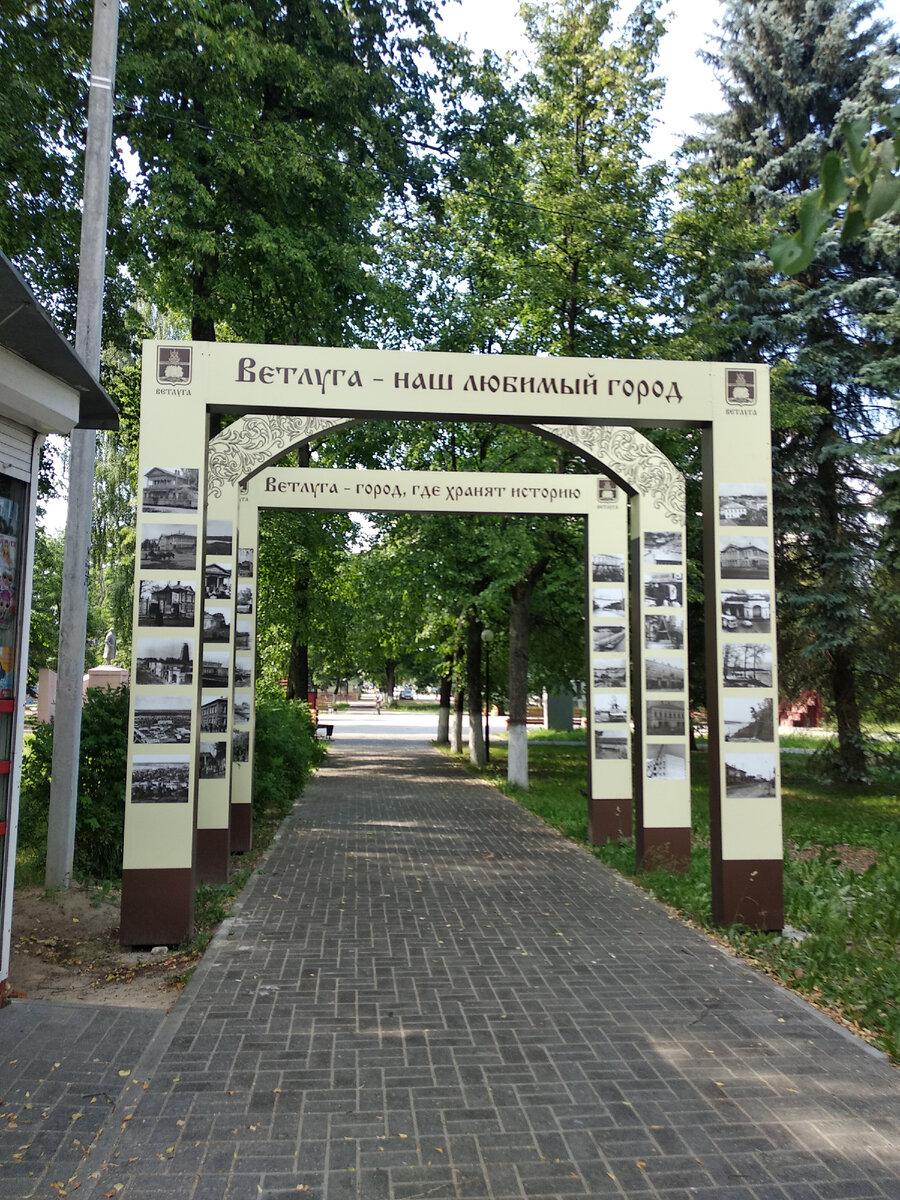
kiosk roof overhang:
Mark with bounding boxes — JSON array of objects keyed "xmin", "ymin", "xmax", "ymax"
[{"xmin": 0, "ymin": 251, "xmax": 118, "ymax": 432}]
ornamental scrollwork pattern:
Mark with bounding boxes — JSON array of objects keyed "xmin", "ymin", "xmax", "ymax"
[
  {"xmin": 207, "ymin": 415, "xmax": 351, "ymax": 498},
  {"xmin": 533, "ymin": 423, "xmax": 684, "ymax": 523}
]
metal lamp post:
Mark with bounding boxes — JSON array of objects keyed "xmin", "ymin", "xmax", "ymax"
[{"xmin": 481, "ymin": 628, "xmax": 494, "ymax": 761}]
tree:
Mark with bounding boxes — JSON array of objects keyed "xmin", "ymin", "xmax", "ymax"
[{"xmin": 675, "ymin": 0, "xmax": 900, "ymax": 779}]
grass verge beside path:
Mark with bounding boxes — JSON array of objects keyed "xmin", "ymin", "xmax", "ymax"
[{"xmin": 449, "ymin": 740, "xmax": 900, "ymax": 1064}]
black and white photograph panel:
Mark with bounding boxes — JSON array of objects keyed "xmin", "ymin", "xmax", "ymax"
[
  {"xmin": 233, "ymin": 697, "xmax": 252, "ymax": 726},
  {"xmin": 725, "ymin": 752, "xmax": 777, "ymax": 798},
  {"xmin": 135, "ymin": 636, "xmax": 194, "ymax": 686},
  {"xmin": 720, "ymin": 588, "xmax": 771, "ymax": 633},
  {"xmin": 138, "ymin": 579, "xmax": 197, "ymax": 628},
  {"xmin": 645, "ymin": 612, "xmax": 684, "ymax": 650},
  {"xmin": 724, "ymin": 696, "xmax": 775, "ymax": 743},
  {"xmin": 199, "ymin": 739, "xmax": 228, "ymax": 780},
  {"xmin": 643, "ymin": 531, "xmax": 683, "ymax": 566},
  {"xmin": 200, "ymin": 693, "xmax": 229, "ymax": 733},
  {"xmin": 593, "ymin": 656, "xmax": 627, "ymax": 688},
  {"xmin": 130, "ymin": 753, "xmax": 191, "ymax": 803},
  {"xmin": 235, "ymin": 585, "xmax": 254, "ymax": 614},
  {"xmin": 592, "ymin": 623, "xmax": 626, "ymax": 652},
  {"xmin": 141, "ymin": 467, "xmax": 199, "ymax": 514},
  {"xmin": 201, "ymin": 648, "xmax": 230, "ymax": 688},
  {"xmin": 646, "ymin": 743, "xmax": 686, "ymax": 780},
  {"xmin": 204, "ymin": 560, "xmax": 232, "ymax": 600},
  {"xmin": 203, "ymin": 604, "xmax": 231, "ymax": 643},
  {"xmin": 205, "ymin": 520, "xmax": 233, "ymax": 556},
  {"xmin": 133, "ymin": 694, "xmax": 192, "ymax": 744},
  {"xmin": 645, "ymin": 699, "xmax": 686, "ymax": 737},
  {"xmin": 233, "ymin": 730, "xmax": 250, "ymax": 762},
  {"xmin": 591, "ymin": 552, "xmax": 625, "ymax": 583},
  {"xmin": 720, "ymin": 536, "xmax": 770, "ymax": 580},
  {"xmin": 645, "ymin": 656, "xmax": 685, "ymax": 692},
  {"xmin": 644, "ymin": 573, "xmax": 683, "ymax": 607},
  {"xmin": 718, "ymin": 483, "xmax": 768, "ymax": 527},
  {"xmin": 234, "ymin": 616, "xmax": 253, "ymax": 650},
  {"xmin": 234, "ymin": 653, "xmax": 253, "ymax": 688},
  {"xmin": 594, "ymin": 732, "xmax": 629, "ymax": 760},
  {"xmin": 237, "ymin": 547, "xmax": 254, "ymax": 578},
  {"xmin": 593, "ymin": 694, "xmax": 628, "ymax": 724},
  {"xmin": 722, "ymin": 642, "xmax": 773, "ymax": 689},
  {"xmin": 592, "ymin": 587, "xmax": 626, "ymax": 618},
  {"xmin": 139, "ymin": 523, "xmax": 197, "ymax": 570}
]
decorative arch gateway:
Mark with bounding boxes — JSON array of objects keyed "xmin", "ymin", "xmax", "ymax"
[{"xmin": 123, "ymin": 344, "xmax": 782, "ymax": 945}]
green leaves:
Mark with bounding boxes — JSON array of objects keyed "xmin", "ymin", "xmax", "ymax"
[{"xmin": 771, "ymin": 114, "xmax": 900, "ymax": 276}]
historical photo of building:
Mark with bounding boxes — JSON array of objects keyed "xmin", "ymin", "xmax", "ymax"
[
  {"xmin": 723, "ymin": 697, "xmax": 774, "ymax": 743},
  {"xmin": 234, "ymin": 654, "xmax": 253, "ymax": 688},
  {"xmin": 205, "ymin": 520, "xmax": 233, "ymax": 556},
  {"xmin": 594, "ymin": 732, "xmax": 628, "ymax": 760},
  {"xmin": 594, "ymin": 694, "xmax": 628, "ymax": 724},
  {"xmin": 233, "ymin": 697, "xmax": 251, "ymax": 725},
  {"xmin": 722, "ymin": 643, "xmax": 773, "ymax": 688},
  {"xmin": 718, "ymin": 483, "xmax": 768, "ymax": 527},
  {"xmin": 135, "ymin": 637, "xmax": 194, "ymax": 686},
  {"xmin": 593, "ymin": 624, "xmax": 626, "ymax": 652},
  {"xmin": 646, "ymin": 743, "xmax": 686, "ymax": 780},
  {"xmin": 205, "ymin": 560, "xmax": 232, "ymax": 599},
  {"xmin": 202, "ymin": 649, "xmax": 230, "ymax": 687},
  {"xmin": 645, "ymin": 612, "xmax": 683, "ymax": 650},
  {"xmin": 203, "ymin": 605, "xmax": 231, "ymax": 643},
  {"xmin": 646, "ymin": 699, "xmax": 685, "ymax": 737},
  {"xmin": 591, "ymin": 552, "xmax": 625, "ymax": 582},
  {"xmin": 720, "ymin": 589, "xmax": 771, "ymax": 633},
  {"xmin": 725, "ymin": 752, "xmax": 777, "ymax": 798},
  {"xmin": 593, "ymin": 656, "xmax": 626, "ymax": 688},
  {"xmin": 645, "ymin": 656, "xmax": 684, "ymax": 692},
  {"xmin": 140, "ymin": 524, "xmax": 197, "ymax": 570},
  {"xmin": 643, "ymin": 531, "xmax": 682, "ymax": 566},
  {"xmin": 234, "ymin": 617, "xmax": 253, "ymax": 650},
  {"xmin": 133, "ymin": 694, "xmax": 191, "ymax": 744},
  {"xmin": 237, "ymin": 547, "xmax": 254, "ymax": 578},
  {"xmin": 644, "ymin": 574, "xmax": 682, "ymax": 607},
  {"xmin": 233, "ymin": 730, "xmax": 250, "ymax": 762},
  {"xmin": 138, "ymin": 579, "xmax": 196, "ymax": 627},
  {"xmin": 235, "ymin": 585, "xmax": 254, "ymax": 614},
  {"xmin": 199, "ymin": 740, "xmax": 228, "ymax": 780},
  {"xmin": 720, "ymin": 536, "xmax": 769, "ymax": 580},
  {"xmin": 200, "ymin": 694, "xmax": 229, "ymax": 733},
  {"xmin": 141, "ymin": 467, "xmax": 199, "ymax": 514},
  {"xmin": 130, "ymin": 754, "xmax": 191, "ymax": 803},
  {"xmin": 592, "ymin": 588, "xmax": 625, "ymax": 618}
]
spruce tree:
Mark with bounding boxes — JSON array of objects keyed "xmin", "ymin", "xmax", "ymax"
[{"xmin": 675, "ymin": 0, "xmax": 900, "ymax": 779}]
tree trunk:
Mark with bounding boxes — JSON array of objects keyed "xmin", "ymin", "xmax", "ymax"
[
  {"xmin": 452, "ymin": 688, "xmax": 465, "ymax": 753},
  {"xmin": 507, "ymin": 558, "xmax": 550, "ymax": 789},
  {"xmin": 385, "ymin": 661, "xmax": 397, "ymax": 705},
  {"xmin": 816, "ymin": 413, "xmax": 867, "ymax": 780},
  {"xmin": 436, "ymin": 672, "xmax": 452, "ymax": 744},
  {"xmin": 466, "ymin": 614, "xmax": 486, "ymax": 766},
  {"xmin": 286, "ymin": 636, "xmax": 309, "ymax": 701}
]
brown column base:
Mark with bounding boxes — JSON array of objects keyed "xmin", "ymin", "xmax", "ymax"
[
  {"xmin": 713, "ymin": 858, "xmax": 784, "ymax": 930},
  {"xmin": 230, "ymin": 802, "xmax": 252, "ymax": 853},
  {"xmin": 120, "ymin": 867, "xmax": 194, "ymax": 948},
  {"xmin": 638, "ymin": 826, "xmax": 691, "ymax": 873},
  {"xmin": 197, "ymin": 827, "xmax": 230, "ymax": 884},
  {"xmin": 588, "ymin": 798, "xmax": 632, "ymax": 845}
]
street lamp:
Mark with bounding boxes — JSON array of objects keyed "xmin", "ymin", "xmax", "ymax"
[{"xmin": 481, "ymin": 628, "xmax": 494, "ymax": 760}]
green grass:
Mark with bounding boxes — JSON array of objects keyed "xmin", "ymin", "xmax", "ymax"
[{"xmin": 451, "ymin": 741, "xmax": 900, "ymax": 1063}]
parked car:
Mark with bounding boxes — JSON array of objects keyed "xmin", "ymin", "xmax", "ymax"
[{"xmin": 399, "ymin": 685, "xmax": 414, "ymax": 700}]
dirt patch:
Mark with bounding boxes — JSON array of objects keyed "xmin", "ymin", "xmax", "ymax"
[
  {"xmin": 7, "ymin": 883, "xmax": 198, "ymax": 1009},
  {"xmin": 788, "ymin": 843, "xmax": 880, "ymax": 873}
]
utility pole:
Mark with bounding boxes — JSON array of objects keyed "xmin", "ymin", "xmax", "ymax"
[{"xmin": 45, "ymin": 0, "xmax": 120, "ymax": 890}]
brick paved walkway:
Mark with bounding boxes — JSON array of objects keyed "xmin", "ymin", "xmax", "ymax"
[{"xmin": 2, "ymin": 725, "xmax": 899, "ymax": 1199}]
